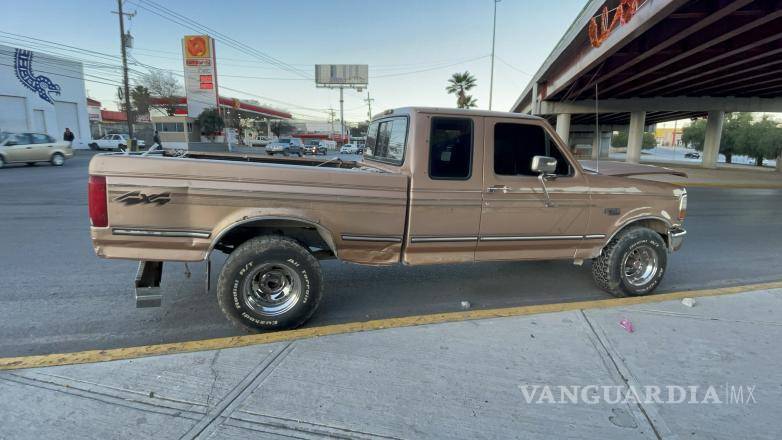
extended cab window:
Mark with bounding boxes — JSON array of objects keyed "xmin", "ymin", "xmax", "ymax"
[
  {"xmin": 366, "ymin": 117, "xmax": 407, "ymax": 165},
  {"xmin": 429, "ymin": 117, "xmax": 472, "ymax": 180},
  {"xmin": 494, "ymin": 123, "xmax": 570, "ymax": 176}
]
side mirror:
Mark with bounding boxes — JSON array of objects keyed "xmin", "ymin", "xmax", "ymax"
[
  {"xmin": 530, "ymin": 155, "xmax": 557, "ymax": 208},
  {"xmin": 531, "ymin": 155, "xmax": 557, "ymax": 175}
]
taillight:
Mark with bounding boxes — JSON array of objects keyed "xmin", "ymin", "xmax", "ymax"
[{"xmin": 88, "ymin": 175, "xmax": 108, "ymax": 227}]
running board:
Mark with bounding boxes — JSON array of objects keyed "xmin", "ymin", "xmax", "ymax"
[{"xmin": 134, "ymin": 261, "xmax": 163, "ymax": 308}]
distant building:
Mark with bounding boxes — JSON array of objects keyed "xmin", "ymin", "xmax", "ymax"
[{"xmin": 0, "ymin": 44, "xmax": 91, "ymax": 148}]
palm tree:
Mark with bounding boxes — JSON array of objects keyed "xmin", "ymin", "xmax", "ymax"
[{"xmin": 446, "ymin": 71, "xmax": 478, "ymax": 109}]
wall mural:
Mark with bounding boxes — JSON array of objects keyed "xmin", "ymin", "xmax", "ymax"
[{"xmin": 14, "ymin": 48, "xmax": 61, "ymax": 104}]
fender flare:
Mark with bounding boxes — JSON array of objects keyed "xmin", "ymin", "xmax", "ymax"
[
  {"xmin": 206, "ymin": 215, "xmax": 338, "ymax": 259},
  {"xmin": 603, "ymin": 215, "xmax": 673, "ymax": 249}
]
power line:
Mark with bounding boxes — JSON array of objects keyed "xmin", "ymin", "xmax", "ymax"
[{"xmin": 129, "ymin": 0, "xmax": 312, "ymax": 79}]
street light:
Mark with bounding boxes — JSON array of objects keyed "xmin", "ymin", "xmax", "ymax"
[{"xmin": 489, "ymin": 0, "xmax": 501, "ymax": 111}]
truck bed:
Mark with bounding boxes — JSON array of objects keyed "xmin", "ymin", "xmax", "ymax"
[{"xmin": 88, "ymin": 152, "xmax": 409, "ymax": 265}]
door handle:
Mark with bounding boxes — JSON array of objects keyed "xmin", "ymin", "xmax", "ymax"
[
  {"xmin": 487, "ymin": 185, "xmax": 510, "ymax": 193},
  {"xmin": 25, "ymin": 147, "xmax": 32, "ymax": 149}
]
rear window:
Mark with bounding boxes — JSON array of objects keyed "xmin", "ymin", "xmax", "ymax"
[
  {"xmin": 429, "ymin": 117, "xmax": 473, "ymax": 180},
  {"xmin": 365, "ymin": 117, "xmax": 408, "ymax": 165}
]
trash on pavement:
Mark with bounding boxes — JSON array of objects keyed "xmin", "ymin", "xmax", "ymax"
[
  {"xmin": 619, "ymin": 318, "xmax": 634, "ymax": 333},
  {"xmin": 460, "ymin": 301, "xmax": 471, "ymax": 310},
  {"xmin": 681, "ymin": 297, "xmax": 696, "ymax": 307}
]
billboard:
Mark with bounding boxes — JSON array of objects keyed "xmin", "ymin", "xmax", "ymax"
[
  {"xmin": 182, "ymin": 35, "xmax": 218, "ymax": 117},
  {"xmin": 315, "ymin": 64, "xmax": 368, "ymax": 87}
]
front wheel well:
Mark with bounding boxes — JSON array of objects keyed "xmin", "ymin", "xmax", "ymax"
[
  {"xmin": 608, "ymin": 218, "xmax": 670, "ymax": 248},
  {"xmin": 211, "ymin": 219, "xmax": 336, "ymax": 260}
]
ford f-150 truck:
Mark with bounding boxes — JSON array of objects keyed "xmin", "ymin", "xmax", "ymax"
[{"xmin": 88, "ymin": 107, "xmax": 687, "ymax": 331}]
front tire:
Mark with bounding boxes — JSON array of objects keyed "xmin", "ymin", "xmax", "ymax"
[
  {"xmin": 50, "ymin": 153, "xmax": 65, "ymax": 166},
  {"xmin": 217, "ymin": 236, "xmax": 323, "ymax": 331},
  {"xmin": 591, "ymin": 227, "xmax": 667, "ymax": 297}
]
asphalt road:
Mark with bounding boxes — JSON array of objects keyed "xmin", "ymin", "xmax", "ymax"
[{"xmin": 1, "ymin": 152, "xmax": 781, "ymax": 357}]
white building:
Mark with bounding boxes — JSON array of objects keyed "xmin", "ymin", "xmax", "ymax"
[{"xmin": 0, "ymin": 44, "xmax": 91, "ymax": 148}]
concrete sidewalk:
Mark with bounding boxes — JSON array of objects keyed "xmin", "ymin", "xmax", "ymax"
[{"xmin": 1, "ymin": 289, "xmax": 780, "ymax": 439}]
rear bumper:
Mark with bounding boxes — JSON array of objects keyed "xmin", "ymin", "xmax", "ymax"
[{"xmin": 669, "ymin": 227, "xmax": 686, "ymax": 251}]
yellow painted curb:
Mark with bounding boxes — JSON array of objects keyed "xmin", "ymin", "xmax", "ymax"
[{"xmin": 2, "ymin": 281, "xmax": 781, "ymax": 371}]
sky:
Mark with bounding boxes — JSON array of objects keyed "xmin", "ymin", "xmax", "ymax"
[{"xmin": 1, "ymin": 0, "xmax": 586, "ymax": 122}]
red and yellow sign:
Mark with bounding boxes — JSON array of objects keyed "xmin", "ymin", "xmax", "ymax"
[
  {"xmin": 184, "ymin": 35, "xmax": 211, "ymax": 59},
  {"xmin": 182, "ymin": 35, "xmax": 218, "ymax": 117}
]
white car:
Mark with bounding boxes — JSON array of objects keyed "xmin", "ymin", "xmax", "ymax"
[
  {"xmin": 88, "ymin": 134, "xmax": 145, "ymax": 151},
  {"xmin": 340, "ymin": 143, "xmax": 360, "ymax": 154}
]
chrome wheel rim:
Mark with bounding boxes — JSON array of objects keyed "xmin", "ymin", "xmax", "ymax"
[
  {"xmin": 241, "ymin": 262, "xmax": 301, "ymax": 316},
  {"xmin": 52, "ymin": 155, "xmax": 64, "ymax": 165},
  {"xmin": 621, "ymin": 245, "xmax": 658, "ymax": 287}
]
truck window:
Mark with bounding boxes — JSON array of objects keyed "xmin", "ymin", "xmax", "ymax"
[
  {"xmin": 494, "ymin": 123, "xmax": 570, "ymax": 176},
  {"xmin": 429, "ymin": 117, "xmax": 472, "ymax": 180},
  {"xmin": 365, "ymin": 117, "xmax": 407, "ymax": 165}
]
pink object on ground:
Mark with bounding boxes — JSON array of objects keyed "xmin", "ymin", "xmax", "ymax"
[{"xmin": 619, "ymin": 318, "xmax": 634, "ymax": 333}]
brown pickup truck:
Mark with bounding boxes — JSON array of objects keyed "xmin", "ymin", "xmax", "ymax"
[{"xmin": 88, "ymin": 107, "xmax": 687, "ymax": 331}]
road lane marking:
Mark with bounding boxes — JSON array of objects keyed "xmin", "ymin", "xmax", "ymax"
[{"xmin": 2, "ymin": 280, "xmax": 781, "ymax": 370}]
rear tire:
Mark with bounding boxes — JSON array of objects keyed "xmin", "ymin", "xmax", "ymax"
[
  {"xmin": 0, "ymin": 156, "xmax": 5, "ymax": 168},
  {"xmin": 50, "ymin": 153, "xmax": 65, "ymax": 167},
  {"xmin": 216, "ymin": 235, "xmax": 323, "ymax": 331},
  {"xmin": 89, "ymin": 143, "xmax": 98, "ymax": 150},
  {"xmin": 591, "ymin": 227, "xmax": 667, "ymax": 298}
]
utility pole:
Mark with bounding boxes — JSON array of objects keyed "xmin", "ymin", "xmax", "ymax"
[
  {"xmin": 364, "ymin": 90, "xmax": 374, "ymax": 121},
  {"xmin": 339, "ymin": 86, "xmax": 345, "ymax": 143},
  {"xmin": 113, "ymin": 0, "xmax": 135, "ymax": 145},
  {"xmin": 327, "ymin": 108, "xmax": 336, "ymax": 137},
  {"xmin": 488, "ymin": 0, "xmax": 501, "ymax": 110}
]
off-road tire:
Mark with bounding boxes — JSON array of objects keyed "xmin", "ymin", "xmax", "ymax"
[
  {"xmin": 216, "ymin": 235, "xmax": 322, "ymax": 331},
  {"xmin": 591, "ymin": 227, "xmax": 667, "ymax": 298},
  {"xmin": 50, "ymin": 153, "xmax": 65, "ymax": 166}
]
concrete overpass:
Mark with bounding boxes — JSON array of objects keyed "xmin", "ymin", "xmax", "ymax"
[{"xmin": 512, "ymin": 0, "xmax": 782, "ymax": 167}]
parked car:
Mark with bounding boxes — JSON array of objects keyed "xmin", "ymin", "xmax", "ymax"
[
  {"xmin": 303, "ymin": 140, "xmax": 327, "ymax": 155},
  {"xmin": 88, "ymin": 134, "xmax": 145, "ymax": 151},
  {"xmin": 0, "ymin": 132, "xmax": 74, "ymax": 168},
  {"xmin": 684, "ymin": 152, "xmax": 700, "ymax": 159},
  {"xmin": 340, "ymin": 143, "xmax": 359, "ymax": 154},
  {"xmin": 248, "ymin": 136, "xmax": 274, "ymax": 147},
  {"xmin": 88, "ymin": 107, "xmax": 687, "ymax": 332},
  {"xmin": 266, "ymin": 137, "xmax": 303, "ymax": 156}
]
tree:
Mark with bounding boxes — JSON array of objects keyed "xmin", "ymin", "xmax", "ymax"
[
  {"xmin": 270, "ymin": 120, "xmax": 295, "ymax": 137},
  {"xmin": 741, "ymin": 116, "xmax": 782, "ymax": 166},
  {"xmin": 196, "ymin": 108, "xmax": 224, "ymax": 141},
  {"xmin": 611, "ymin": 130, "xmax": 656, "ymax": 149},
  {"xmin": 446, "ymin": 71, "xmax": 478, "ymax": 109},
  {"xmin": 349, "ymin": 121, "xmax": 369, "ymax": 137},
  {"xmin": 130, "ymin": 85, "xmax": 151, "ymax": 118},
  {"xmin": 719, "ymin": 113, "xmax": 752, "ymax": 164},
  {"xmin": 681, "ymin": 119, "xmax": 706, "ymax": 150},
  {"xmin": 139, "ymin": 71, "xmax": 183, "ymax": 116}
]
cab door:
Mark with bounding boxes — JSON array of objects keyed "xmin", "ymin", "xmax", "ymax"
[
  {"xmin": 476, "ymin": 117, "xmax": 591, "ymax": 261},
  {"xmin": 30, "ymin": 133, "xmax": 54, "ymax": 161}
]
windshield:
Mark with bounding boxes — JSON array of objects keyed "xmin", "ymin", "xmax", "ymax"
[{"xmin": 365, "ymin": 117, "xmax": 408, "ymax": 165}]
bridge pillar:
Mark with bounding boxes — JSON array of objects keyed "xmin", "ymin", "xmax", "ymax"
[
  {"xmin": 626, "ymin": 111, "xmax": 646, "ymax": 164},
  {"xmin": 555, "ymin": 113, "xmax": 571, "ymax": 145},
  {"xmin": 702, "ymin": 111, "xmax": 724, "ymax": 169}
]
